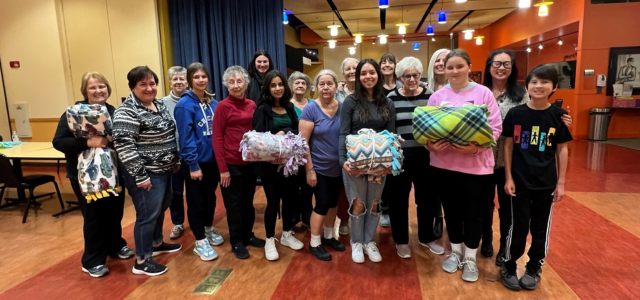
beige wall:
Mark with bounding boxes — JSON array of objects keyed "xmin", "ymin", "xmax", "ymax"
[{"xmin": 323, "ymin": 45, "xmax": 361, "ymax": 82}]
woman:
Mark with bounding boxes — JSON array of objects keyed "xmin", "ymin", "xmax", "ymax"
[
  {"xmin": 335, "ymin": 57, "xmax": 359, "ymax": 103},
  {"xmin": 426, "ymin": 49, "xmax": 501, "ymax": 283},
  {"xmin": 174, "ymin": 62, "xmax": 222, "ymax": 261},
  {"xmin": 299, "ymin": 69, "xmax": 346, "ymax": 261},
  {"xmin": 340, "ymin": 59, "xmax": 396, "ymax": 264},
  {"xmin": 161, "ymin": 66, "xmax": 188, "ymax": 240},
  {"xmin": 52, "ymin": 72, "xmax": 133, "ymax": 278},
  {"xmin": 213, "ymin": 65, "xmax": 265, "ymax": 260},
  {"xmin": 113, "ymin": 66, "xmax": 181, "ymax": 277},
  {"xmin": 253, "ymin": 70, "xmax": 305, "ymax": 261},
  {"xmin": 288, "ymin": 71, "xmax": 314, "ymax": 229},
  {"xmin": 380, "ymin": 53, "xmax": 404, "ymax": 96},
  {"xmin": 384, "ymin": 57, "xmax": 444, "ymax": 259},
  {"xmin": 246, "ymin": 50, "xmax": 275, "ymax": 103},
  {"xmin": 481, "ymin": 49, "xmax": 572, "ymax": 265}
]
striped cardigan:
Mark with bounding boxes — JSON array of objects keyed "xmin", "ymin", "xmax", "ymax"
[
  {"xmin": 387, "ymin": 87, "xmax": 433, "ymax": 157},
  {"xmin": 113, "ymin": 94, "xmax": 179, "ymax": 184}
]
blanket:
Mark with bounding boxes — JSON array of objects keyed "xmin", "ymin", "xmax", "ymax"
[
  {"xmin": 412, "ymin": 104, "xmax": 496, "ymax": 148},
  {"xmin": 346, "ymin": 129, "xmax": 404, "ymax": 183},
  {"xmin": 239, "ymin": 131, "xmax": 309, "ymax": 177}
]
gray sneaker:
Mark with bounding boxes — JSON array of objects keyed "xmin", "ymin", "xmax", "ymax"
[
  {"xmin": 519, "ymin": 268, "xmax": 541, "ymax": 290},
  {"xmin": 442, "ymin": 251, "xmax": 463, "ymax": 273},
  {"xmin": 205, "ymin": 228, "xmax": 224, "ymax": 246},
  {"xmin": 379, "ymin": 214, "xmax": 390, "ymax": 227},
  {"xmin": 462, "ymin": 257, "xmax": 479, "ymax": 282},
  {"xmin": 82, "ymin": 265, "xmax": 109, "ymax": 278},
  {"xmin": 170, "ymin": 224, "xmax": 184, "ymax": 239}
]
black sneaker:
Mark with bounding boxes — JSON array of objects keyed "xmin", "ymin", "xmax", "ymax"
[
  {"xmin": 132, "ymin": 258, "xmax": 167, "ymax": 276},
  {"xmin": 82, "ymin": 265, "xmax": 109, "ymax": 278},
  {"xmin": 500, "ymin": 266, "xmax": 521, "ymax": 291},
  {"xmin": 245, "ymin": 236, "xmax": 266, "ymax": 248},
  {"xmin": 116, "ymin": 246, "xmax": 135, "ymax": 259},
  {"xmin": 321, "ymin": 237, "xmax": 345, "ymax": 251},
  {"xmin": 495, "ymin": 254, "xmax": 505, "ymax": 267},
  {"xmin": 232, "ymin": 243, "xmax": 250, "ymax": 259},
  {"xmin": 519, "ymin": 267, "xmax": 542, "ymax": 290},
  {"xmin": 481, "ymin": 242, "xmax": 494, "ymax": 257},
  {"xmin": 152, "ymin": 242, "xmax": 182, "ymax": 257},
  {"xmin": 310, "ymin": 245, "xmax": 332, "ymax": 261}
]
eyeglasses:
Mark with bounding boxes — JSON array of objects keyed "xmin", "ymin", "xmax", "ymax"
[
  {"xmin": 402, "ymin": 73, "xmax": 421, "ymax": 80},
  {"xmin": 227, "ymin": 80, "xmax": 245, "ymax": 87},
  {"xmin": 491, "ymin": 61, "xmax": 512, "ymax": 69}
]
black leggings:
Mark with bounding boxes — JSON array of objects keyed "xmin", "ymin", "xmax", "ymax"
[
  {"xmin": 493, "ymin": 167, "xmax": 513, "ymax": 256},
  {"xmin": 262, "ymin": 173, "xmax": 298, "ymax": 238},
  {"xmin": 312, "ymin": 172, "xmax": 343, "ymax": 216},
  {"xmin": 182, "ymin": 161, "xmax": 220, "ymax": 240}
]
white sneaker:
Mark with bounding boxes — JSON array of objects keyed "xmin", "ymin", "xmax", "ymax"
[
  {"xmin": 364, "ymin": 242, "xmax": 382, "ymax": 262},
  {"xmin": 170, "ymin": 224, "xmax": 184, "ymax": 239},
  {"xmin": 280, "ymin": 231, "xmax": 304, "ymax": 250},
  {"xmin": 352, "ymin": 243, "xmax": 365, "ymax": 263},
  {"xmin": 265, "ymin": 237, "xmax": 279, "ymax": 261}
]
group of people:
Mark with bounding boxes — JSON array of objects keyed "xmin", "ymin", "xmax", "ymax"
[{"xmin": 52, "ymin": 47, "xmax": 573, "ymax": 292}]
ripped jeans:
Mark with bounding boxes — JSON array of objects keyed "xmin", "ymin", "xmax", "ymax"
[{"xmin": 343, "ymin": 171, "xmax": 387, "ymax": 245}]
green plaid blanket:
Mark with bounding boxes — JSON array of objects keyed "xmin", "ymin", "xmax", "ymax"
[{"xmin": 412, "ymin": 104, "xmax": 496, "ymax": 148}]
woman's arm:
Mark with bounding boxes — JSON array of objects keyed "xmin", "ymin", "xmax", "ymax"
[
  {"xmin": 299, "ymin": 119, "xmax": 316, "ymax": 187},
  {"xmin": 52, "ymin": 112, "xmax": 90, "ymax": 154},
  {"xmin": 113, "ymin": 106, "xmax": 149, "ymax": 185},
  {"xmin": 212, "ymin": 104, "xmax": 229, "ymax": 174},
  {"xmin": 174, "ymin": 106, "xmax": 200, "ymax": 172}
]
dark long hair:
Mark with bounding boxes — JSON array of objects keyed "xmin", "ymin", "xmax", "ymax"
[
  {"xmin": 482, "ymin": 49, "xmax": 525, "ymax": 103},
  {"xmin": 353, "ymin": 59, "xmax": 389, "ymax": 123},
  {"xmin": 186, "ymin": 62, "xmax": 215, "ymax": 98},
  {"xmin": 259, "ymin": 70, "xmax": 292, "ymax": 108},
  {"xmin": 248, "ymin": 50, "xmax": 274, "ymax": 77}
]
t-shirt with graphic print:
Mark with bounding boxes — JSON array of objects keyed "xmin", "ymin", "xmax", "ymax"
[{"xmin": 501, "ymin": 104, "xmax": 573, "ymax": 190}]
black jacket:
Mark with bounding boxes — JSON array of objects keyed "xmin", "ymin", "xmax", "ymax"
[
  {"xmin": 52, "ymin": 100, "xmax": 116, "ymax": 180},
  {"xmin": 251, "ymin": 100, "xmax": 299, "ymax": 178}
]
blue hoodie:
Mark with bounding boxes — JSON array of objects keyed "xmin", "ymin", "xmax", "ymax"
[{"xmin": 174, "ymin": 91, "xmax": 218, "ymax": 172}]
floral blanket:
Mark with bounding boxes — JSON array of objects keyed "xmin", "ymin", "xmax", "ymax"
[{"xmin": 239, "ymin": 130, "xmax": 309, "ymax": 177}]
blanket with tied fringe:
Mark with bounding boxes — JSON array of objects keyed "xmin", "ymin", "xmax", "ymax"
[
  {"xmin": 346, "ymin": 129, "xmax": 404, "ymax": 183},
  {"xmin": 239, "ymin": 131, "xmax": 309, "ymax": 177},
  {"xmin": 412, "ymin": 104, "xmax": 496, "ymax": 148},
  {"xmin": 67, "ymin": 104, "xmax": 121, "ymax": 202}
]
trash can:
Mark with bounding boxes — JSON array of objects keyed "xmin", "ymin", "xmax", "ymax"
[{"xmin": 588, "ymin": 108, "xmax": 612, "ymax": 141}]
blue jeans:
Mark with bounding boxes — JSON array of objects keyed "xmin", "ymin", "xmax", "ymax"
[
  {"xmin": 122, "ymin": 170, "xmax": 173, "ymax": 260},
  {"xmin": 169, "ymin": 169, "xmax": 185, "ymax": 225},
  {"xmin": 343, "ymin": 172, "xmax": 386, "ymax": 245}
]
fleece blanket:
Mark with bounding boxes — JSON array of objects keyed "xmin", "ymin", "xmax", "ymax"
[
  {"xmin": 412, "ymin": 104, "xmax": 496, "ymax": 148},
  {"xmin": 346, "ymin": 129, "xmax": 404, "ymax": 183},
  {"xmin": 239, "ymin": 130, "xmax": 309, "ymax": 177}
]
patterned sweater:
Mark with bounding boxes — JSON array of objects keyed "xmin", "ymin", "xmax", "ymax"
[
  {"xmin": 113, "ymin": 94, "xmax": 179, "ymax": 184},
  {"xmin": 493, "ymin": 93, "xmax": 529, "ymax": 169}
]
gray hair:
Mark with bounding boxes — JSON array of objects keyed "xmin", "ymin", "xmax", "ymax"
[
  {"xmin": 167, "ymin": 66, "xmax": 187, "ymax": 79},
  {"xmin": 222, "ymin": 65, "xmax": 250, "ymax": 87},
  {"xmin": 395, "ymin": 56, "xmax": 424, "ymax": 78},
  {"xmin": 427, "ymin": 48, "xmax": 450, "ymax": 91},
  {"xmin": 340, "ymin": 57, "xmax": 359, "ymax": 73},
  {"xmin": 288, "ymin": 71, "xmax": 311, "ymax": 91},
  {"xmin": 313, "ymin": 69, "xmax": 339, "ymax": 86}
]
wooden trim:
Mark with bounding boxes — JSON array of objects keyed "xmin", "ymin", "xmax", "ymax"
[{"xmin": 10, "ymin": 118, "xmax": 60, "ymax": 123}]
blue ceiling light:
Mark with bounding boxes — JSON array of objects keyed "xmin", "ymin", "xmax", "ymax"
[
  {"xmin": 413, "ymin": 42, "xmax": 421, "ymax": 51},
  {"xmin": 379, "ymin": 0, "xmax": 389, "ymax": 9},
  {"xmin": 426, "ymin": 25, "xmax": 434, "ymax": 36},
  {"xmin": 283, "ymin": 10, "xmax": 292, "ymax": 25},
  {"xmin": 435, "ymin": 11, "xmax": 449, "ymax": 24}
]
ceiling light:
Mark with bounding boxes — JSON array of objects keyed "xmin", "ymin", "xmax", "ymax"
[
  {"xmin": 558, "ymin": 37, "xmax": 563, "ymax": 45},
  {"xmin": 378, "ymin": 34, "xmax": 388, "ymax": 44},
  {"xmin": 402, "ymin": 39, "xmax": 406, "ymax": 43},
  {"xmin": 354, "ymin": 33, "xmax": 363, "ymax": 44},
  {"xmin": 413, "ymin": 43, "xmax": 420, "ymax": 51},
  {"xmin": 379, "ymin": 0, "xmax": 389, "ymax": 9},
  {"xmin": 455, "ymin": 0, "xmax": 467, "ymax": 2},
  {"xmin": 431, "ymin": 37, "xmax": 436, "ymax": 42},
  {"xmin": 437, "ymin": 11, "xmax": 448, "ymax": 24},
  {"xmin": 475, "ymin": 36, "xmax": 484, "ymax": 45},
  {"xmin": 519, "ymin": 0, "xmax": 531, "ymax": 8},
  {"xmin": 396, "ymin": 23, "xmax": 409, "ymax": 35},
  {"xmin": 462, "ymin": 29, "xmax": 475, "ymax": 40},
  {"xmin": 282, "ymin": 10, "xmax": 290, "ymax": 25},
  {"xmin": 327, "ymin": 25, "xmax": 341, "ymax": 37},
  {"xmin": 526, "ymin": 47, "xmax": 532, "ymax": 52},
  {"xmin": 348, "ymin": 47, "xmax": 356, "ymax": 55},
  {"xmin": 328, "ymin": 40, "xmax": 337, "ymax": 49},
  {"xmin": 534, "ymin": 2, "xmax": 553, "ymax": 17},
  {"xmin": 427, "ymin": 25, "xmax": 435, "ymax": 36},
  {"xmin": 538, "ymin": 43, "xmax": 543, "ymax": 50}
]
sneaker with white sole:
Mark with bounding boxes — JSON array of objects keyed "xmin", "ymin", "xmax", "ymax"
[
  {"xmin": 396, "ymin": 244, "xmax": 411, "ymax": 258},
  {"xmin": 82, "ymin": 265, "xmax": 109, "ymax": 278},
  {"xmin": 364, "ymin": 242, "xmax": 382, "ymax": 262},
  {"xmin": 462, "ymin": 257, "xmax": 479, "ymax": 282},
  {"xmin": 443, "ymin": 251, "xmax": 463, "ymax": 273},
  {"xmin": 193, "ymin": 240, "xmax": 218, "ymax": 261},
  {"xmin": 265, "ymin": 237, "xmax": 279, "ymax": 261},
  {"xmin": 152, "ymin": 242, "xmax": 182, "ymax": 256},
  {"xmin": 338, "ymin": 225, "xmax": 349, "ymax": 236},
  {"xmin": 205, "ymin": 227, "xmax": 224, "ymax": 246},
  {"xmin": 351, "ymin": 243, "xmax": 365, "ymax": 263},
  {"xmin": 132, "ymin": 258, "xmax": 167, "ymax": 276},
  {"xmin": 419, "ymin": 240, "xmax": 445, "ymax": 255},
  {"xmin": 280, "ymin": 231, "xmax": 304, "ymax": 250},
  {"xmin": 170, "ymin": 224, "xmax": 184, "ymax": 239},
  {"xmin": 379, "ymin": 214, "xmax": 390, "ymax": 227},
  {"xmin": 117, "ymin": 246, "xmax": 135, "ymax": 259}
]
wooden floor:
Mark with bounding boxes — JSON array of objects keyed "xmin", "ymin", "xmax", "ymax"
[{"xmin": 1, "ymin": 139, "xmax": 639, "ymax": 300}]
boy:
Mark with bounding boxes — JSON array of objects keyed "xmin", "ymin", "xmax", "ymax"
[{"xmin": 500, "ymin": 64, "xmax": 572, "ymax": 291}]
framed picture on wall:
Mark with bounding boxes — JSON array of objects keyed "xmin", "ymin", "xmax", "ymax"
[{"xmin": 607, "ymin": 46, "xmax": 640, "ymax": 96}]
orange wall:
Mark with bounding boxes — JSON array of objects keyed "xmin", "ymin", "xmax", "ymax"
[{"xmin": 458, "ymin": 27, "xmax": 492, "ymax": 79}]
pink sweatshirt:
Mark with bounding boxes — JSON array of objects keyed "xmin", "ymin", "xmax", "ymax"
[{"xmin": 427, "ymin": 83, "xmax": 502, "ymax": 175}]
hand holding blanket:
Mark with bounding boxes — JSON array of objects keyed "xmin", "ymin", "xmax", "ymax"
[
  {"xmin": 346, "ymin": 129, "xmax": 404, "ymax": 183},
  {"xmin": 239, "ymin": 130, "xmax": 309, "ymax": 177},
  {"xmin": 412, "ymin": 104, "xmax": 497, "ymax": 148}
]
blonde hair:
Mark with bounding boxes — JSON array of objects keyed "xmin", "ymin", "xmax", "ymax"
[
  {"xmin": 427, "ymin": 49, "xmax": 450, "ymax": 91},
  {"xmin": 80, "ymin": 72, "xmax": 112, "ymax": 100}
]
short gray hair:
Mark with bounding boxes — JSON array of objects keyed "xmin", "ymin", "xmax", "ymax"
[
  {"xmin": 167, "ymin": 66, "xmax": 187, "ymax": 79},
  {"xmin": 222, "ymin": 65, "xmax": 250, "ymax": 87},
  {"xmin": 395, "ymin": 57, "xmax": 424, "ymax": 78},
  {"xmin": 340, "ymin": 57, "xmax": 359, "ymax": 73},
  {"xmin": 288, "ymin": 71, "xmax": 311, "ymax": 91},
  {"xmin": 314, "ymin": 69, "xmax": 339, "ymax": 86}
]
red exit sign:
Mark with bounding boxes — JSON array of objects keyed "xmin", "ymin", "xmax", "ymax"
[{"xmin": 9, "ymin": 61, "xmax": 20, "ymax": 68}]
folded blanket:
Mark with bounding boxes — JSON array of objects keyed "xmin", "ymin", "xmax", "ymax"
[
  {"xmin": 346, "ymin": 129, "xmax": 404, "ymax": 183},
  {"xmin": 66, "ymin": 104, "xmax": 121, "ymax": 202},
  {"xmin": 239, "ymin": 131, "xmax": 309, "ymax": 177},
  {"xmin": 412, "ymin": 104, "xmax": 496, "ymax": 148}
]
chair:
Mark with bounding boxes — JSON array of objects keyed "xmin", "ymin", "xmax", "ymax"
[{"xmin": 0, "ymin": 154, "xmax": 64, "ymax": 223}]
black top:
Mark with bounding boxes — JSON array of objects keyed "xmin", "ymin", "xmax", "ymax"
[
  {"xmin": 52, "ymin": 100, "xmax": 116, "ymax": 180},
  {"xmin": 502, "ymin": 104, "xmax": 573, "ymax": 190},
  {"xmin": 246, "ymin": 73, "xmax": 264, "ymax": 104},
  {"xmin": 338, "ymin": 95, "xmax": 396, "ymax": 166},
  {"xmin": 252, "ymin": 100, "xmax": 299, "ymax": 178}
]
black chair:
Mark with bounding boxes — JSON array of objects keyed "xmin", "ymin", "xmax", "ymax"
[{"xmin": 0, "ymin": 154, "xmax": 64, "ymax": 223}]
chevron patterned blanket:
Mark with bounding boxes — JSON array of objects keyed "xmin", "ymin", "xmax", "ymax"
[
  {"xmin": 346, "ymin": 129, "xmax": 404, "ymax": 183},
  {"xmin": 239, "ymin": 130, "xmax": 309, "ymax": 177},
  {"xmin": 412, "ymin": 104, "xmax": 496, "ymax": 148},
  {"xmin": 67, "ymin": 104, "xmax": 121, "ymax": 202}
]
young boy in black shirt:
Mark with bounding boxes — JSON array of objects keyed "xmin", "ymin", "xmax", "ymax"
[{"xmin": 500, "ymin": 64, "xmax": 572, "ymax": 291}]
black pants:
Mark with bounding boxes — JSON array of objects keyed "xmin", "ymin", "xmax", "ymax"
[
  {"xmin": 169, "ymin": 169, "xmax": 185, "ymax": 225},
  {"xmin": 481, "ymin": 170, "xmax": 498, "ymax": 247},
  {"xmin": 504, "ymin": 183, "xmax": 555, "ymax": 272},
  {"xmin": 220, "ymin": 164, "xmax": 257, "ymax": 246},
  {"xmin": 383, "ymin": 155, "xmax": 437, "ymax": 244},
  {"xmin": 492, "ymin": 167, "xmax": 513, "ymax": 256},
  {"xmin": 262, "ymin": 170, "xmax": 298, "ymax": 238},
  {"xmin": 182, "ymin": 161, "xmax": 220, "ymax": 240},
  {"xmin": 292, "ymin": 170, "xmax": 313, "ymax": 225},
  {"xmin": 312, "ymin": 172, "xmax": 343, "ymax": 215},
  {"xmin": 434, "ymin": 167, "xmax": 492, "ymax": 249},
  {"xmin": 71, "ymin": 179, "xmax": 127, "ymax": 269}
]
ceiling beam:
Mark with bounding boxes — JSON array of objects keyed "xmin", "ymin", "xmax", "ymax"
[
  {"xmin": 326, "ymin": 0, "xmax": 352, "ymax": 37},
  {"xmin": 449, "ymin": 10, "xmax": 475, "ymax": 31},
  {"xmin": 414, "ymin": 0, "xmax": 438, "ymax": 33}
]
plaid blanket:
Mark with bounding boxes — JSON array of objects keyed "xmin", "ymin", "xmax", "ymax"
[
  {"xmin": 239, "ymin": 130, "xmax": 309, "ymax": 177},
  {"xmin": 346, "ymin": 129, "xmax": 404, "ymax": 183},
  {"xmin": 67, "ymin": 104, "xmax": 122, "ymax": 202},
  {"xmin": 412, "ymin": 104, "xmax": 496, "ymax": 148}
]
